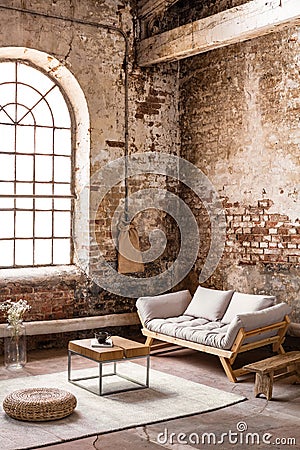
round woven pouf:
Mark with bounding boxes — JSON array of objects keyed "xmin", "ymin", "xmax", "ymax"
[{"xmin": 3, "ymin": 388, "xmax": 77, "ymax": 422}]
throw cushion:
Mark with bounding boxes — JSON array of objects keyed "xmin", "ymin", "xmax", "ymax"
[
  {"xmin": 183, "ymin": 286, "xmax": 234, "ymax": 321},
  {"xmin": 221, "ymin": 292, "xmax": 275, "ymax": 324},
  {"xmin": 136, "ymin": 290, "xmax": 192, "ymax": 325}
]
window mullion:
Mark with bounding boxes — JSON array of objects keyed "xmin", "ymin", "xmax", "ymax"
[
  {"xmin": 13, "ymin": 62, "xmax": 17, "ymax": 267},
  {"xmin": 51, "ymin": 131, "xmax": 55, "ymax": 266},
  {"xmin": 33, "ymin": 122, "xmax": 36, "ymax": 266}
]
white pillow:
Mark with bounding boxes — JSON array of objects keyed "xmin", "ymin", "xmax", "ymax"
[
  {"xmin": 136, "ymin": 290, "xmax": 192, "ymax": 324},
  {"xmin": 221, "ymin": 292, "xmax": 275, "ymax": 324},
  {"xmin": 183, "ymin": 286, "xmax": 234, "ymax": 321}
]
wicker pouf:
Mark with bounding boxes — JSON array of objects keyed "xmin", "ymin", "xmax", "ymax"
[{"xmin": 3, "ymin": 388, "xmax": 77, "ymax": 422}]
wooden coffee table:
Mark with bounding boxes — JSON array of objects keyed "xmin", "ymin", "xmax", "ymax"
[{"xmin": 68, "ymin": 336, "xmax": 150, "ymax": 396}]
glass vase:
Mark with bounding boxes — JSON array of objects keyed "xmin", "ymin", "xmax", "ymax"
[{"xmin": 4, "ymin": 322, "xmax": 27, "ymax": 369}]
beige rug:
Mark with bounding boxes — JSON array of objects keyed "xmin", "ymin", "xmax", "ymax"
[{"xmin": 0, "ymin": 363, "xmax": 246, "ymax": 450}]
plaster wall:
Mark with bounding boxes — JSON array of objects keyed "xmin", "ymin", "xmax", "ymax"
[{"xmin": 0, "ymin": 0, "xmax": 180, "ymax": 335}]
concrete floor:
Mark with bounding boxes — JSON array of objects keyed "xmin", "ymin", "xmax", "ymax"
[{"xmin": 0, "ymin": 342, "xmax": 299, "ymax": 450}]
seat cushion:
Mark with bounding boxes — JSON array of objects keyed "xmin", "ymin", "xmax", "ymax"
[
  {"xmin": 183, "ymin": 286, "xmax": 234, "ymax": 321},
  {"xmin": 146, "ymin": 302, "xmax": 290, "ymax": 351},
  {"xmin": 221, "ymin": 292, "xmax": 275, "ymax": 324},
  {"xmin": 146, "ymin": 315, "xmax": 232, "ymax": 349}
]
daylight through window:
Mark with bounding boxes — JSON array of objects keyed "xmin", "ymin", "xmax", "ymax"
[{"xmin": 0, "ymin": 61, "xmax": 73, "ymax": 268}]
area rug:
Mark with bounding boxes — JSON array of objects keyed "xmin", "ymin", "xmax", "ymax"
[{"xmin": 0, "ymin": 363, "xmax": 246, "ymax": 450}]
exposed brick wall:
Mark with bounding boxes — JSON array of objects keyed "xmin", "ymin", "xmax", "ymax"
[
  {"xmin": 0, "ymin": 268, "xmax": 138, "ymax": 324},
  {"xmin": 225, "ymin": 199, "xmax": 300, "ymax": 265},
  {"xmin": 178, "ymin": 26, "xmax": 300, "ymax": 320},
  {"xmin": 0, "ymin": 0, "xmax": 180, "ymax": 352}
]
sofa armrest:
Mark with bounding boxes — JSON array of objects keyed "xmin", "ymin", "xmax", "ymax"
[
  {"xmin": 136, "ymin": 290, "xmax": 192, "ymax": 326},
  {"xmin": 221, "ymin": 303, "xmax": 291, "ymax": 350}
]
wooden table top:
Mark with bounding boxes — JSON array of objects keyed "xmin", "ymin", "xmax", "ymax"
[{"xmin": 68, "ymin": 336, "xmax": 149, "ymax": 362}]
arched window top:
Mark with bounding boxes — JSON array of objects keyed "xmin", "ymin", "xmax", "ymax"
[{"xmin": 0, "ymin": 61, "xmax": 70, "ymax": 128}]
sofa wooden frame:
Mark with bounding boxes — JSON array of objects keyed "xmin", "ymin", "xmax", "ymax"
[{"xmin": 138, "ymin": 313, "xmax": 291, "ymax": 382}]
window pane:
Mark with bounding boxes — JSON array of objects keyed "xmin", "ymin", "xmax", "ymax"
[
  {"xmin": 15, "ymin": 239, "xmax": 33, "ymax": 266},
  {"xmin": 54, "ymin": 183, "xmax": 71, "ymax": 196},
  {"xmin": 35, "ymin": 239, "xmax": 52, "ymax": 265},
  {"xmin": 0, "ymin": 182, "xmax": 15, "ymax": 211},
  {"xmin": 46, "ymin": 86, "xmax": 71, "ymax": 128},
  {"xmin": 17, "ymin": 84, "xmax": 41, "ymax": 110},
  {"xmin": 0, "ymin": 182, "xmax": 14, "ymax": 209},
  {"xmin": 0, "ymin": 154, "xmax": 14, "ymax": 181},
  {"xmin": 0, "ymin": 211, "xmax": 14, "ymax": 238},
  {"xmin": 35, "ymin": 198, "xmax": 52, "ymax": 210},
  {"xmin": 18, "ymin": 63, "xmax": 54, "ymax": 95},
  {"xmin": 16, "ymin": 126, "xmax": 34, "ymax": 153},
  {"xmin": 0, "ymin": 83, "xmax": 15, "ymax": 108},
  {"xmin": 0, "ymin": 62, "xmax": 15, "ymax": 84},
  {"xmin": 0, "ymin": 109, "xmax": 14, "ymax": 124},
  {"xmin": 0, "ymin": 240, "xmax": 14, "ymax": 266},
  {"xmin": 53, "ymin": 238, "xmax": 70, "ymax": 264},
  {"xmin": 16, "ymin": 182, "xmax": 33, "ymax": 195},
  {"xmin": 16, "ymin": 155, "xmax": 33, "ymax": 181},
  {"xmin": 16, "ymin": 183, "xmax": 33, "ymax": 209},
  {"xmin": 35, "ymin": 155, "xmax": 52, "ymax": 181},
  {"xmin": 35, "ymin": 211, "xmax": 52, "ymax": 237},
  {"xmin": 54, "ymin": 198, "xmax": 71, "ymax": 210},
  {"xmin": 36, "ymin": 128, "xmax": 53, "ymax": 154},
  {"xmin": 2, "ymin": 104, "xmax": 15, "ymax": 123},
  {"xmin": 15, "ymin": 211, "xmax": 33, "ymax": 237},
  {"xmin": 35, "ymin": 182, "xmax": 52, "ymax": 195},
  {"xmin": 17, "ymin": 104, "xmax": 35, "ymax": 125},
  {"xmin": 54, "ymin": 129, "xmax": 71, "ymax": 155},
  {"xmin": 16, "ymin": 198, "xmax": 33, "ymax": 210},
  {"xmin": 0, "ymin": 198, "xmax": 14, "ymax": 209},
  {"xmin": 54, "ymin": 156, "xmax": 71, "ymax": 182},
  {"xmin": 32, "ymin": 100, "xmax": 53, "ymax": 126},
  {"xmin": 54, "ymin": 211, "xmax": 70, "ymax": 237},
  {"xmin": 0, "ymin": 124, "xmax": 15, "ymax": 152},
  {"xmin": 0, "ymin": 182, "xmax": 14, "ymax": 195}
]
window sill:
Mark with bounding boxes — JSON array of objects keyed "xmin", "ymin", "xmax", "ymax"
[{"xmin": 0, "ymin": 265, "xmax": 83, "ymax": 285}]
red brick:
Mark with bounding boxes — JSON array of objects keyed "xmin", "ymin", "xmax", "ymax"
[{"xmin": 252, "ymin": 227, "xmax": 269, "ymax": 235}]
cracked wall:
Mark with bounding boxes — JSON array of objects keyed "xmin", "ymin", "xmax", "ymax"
[
  {"xmin": 179, "ymin": 28, "xmax": 300, "ymax": 322},
  {"xmin": 0, "ymin": 0, "xmax": 180, "ymax": 344}
]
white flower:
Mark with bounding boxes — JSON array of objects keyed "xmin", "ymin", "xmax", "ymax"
[{"xmin": 0, "ymin": 299, "xmax": 31, "ymax": 329}]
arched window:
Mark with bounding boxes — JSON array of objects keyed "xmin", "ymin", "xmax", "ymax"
[{"xmin": 0, "ymin": 60, "xmax": 74, "ymax": 267}]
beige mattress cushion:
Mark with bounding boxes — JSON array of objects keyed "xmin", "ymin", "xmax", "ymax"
[{"xmin": 146, "ymin": 303, "xmax": 291, "ymax": 350}]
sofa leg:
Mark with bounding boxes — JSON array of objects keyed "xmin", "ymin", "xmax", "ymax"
[
  {"xmin": 145, "ymin": 337, "xmax": 154, "ymax": 347},
  {"xmin": 219, "ymin": 357, "xmax": 238, "ymax": 383},
  {"xmin": 273, "ymin": 344, "xmax": 285, "ymax": 355}
]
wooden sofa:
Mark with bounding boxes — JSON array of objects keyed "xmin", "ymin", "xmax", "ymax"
[{"xmin": 136, "ymin": 287, "xmax": 291, "ymax": 382}]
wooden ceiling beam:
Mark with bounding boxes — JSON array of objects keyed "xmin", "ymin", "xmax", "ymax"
[
  {"xmin": 138, "ymin": 0, "xmax": 180, "ymax": 19},
  {"xmin": 137, "ymin": 0, "xmax": 300, "ymax": 66},
  {"xmin": 137, "ymin": 0, "xmax": 181, "ymax": 38}
]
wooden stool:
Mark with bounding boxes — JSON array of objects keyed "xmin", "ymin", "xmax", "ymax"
[{"xmin": 244, "ymin": 351, "xmax": 300, "ymax": 400}]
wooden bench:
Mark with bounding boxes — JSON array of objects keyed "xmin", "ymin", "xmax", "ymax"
[{"xmin": 244, "ymin": 351, "xmax": 300, "ymax": 400}]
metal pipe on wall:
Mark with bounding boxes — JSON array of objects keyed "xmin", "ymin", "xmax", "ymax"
[{"xmin": 0, "ymin": 3, "xmax": 130, "ymax": 185}]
